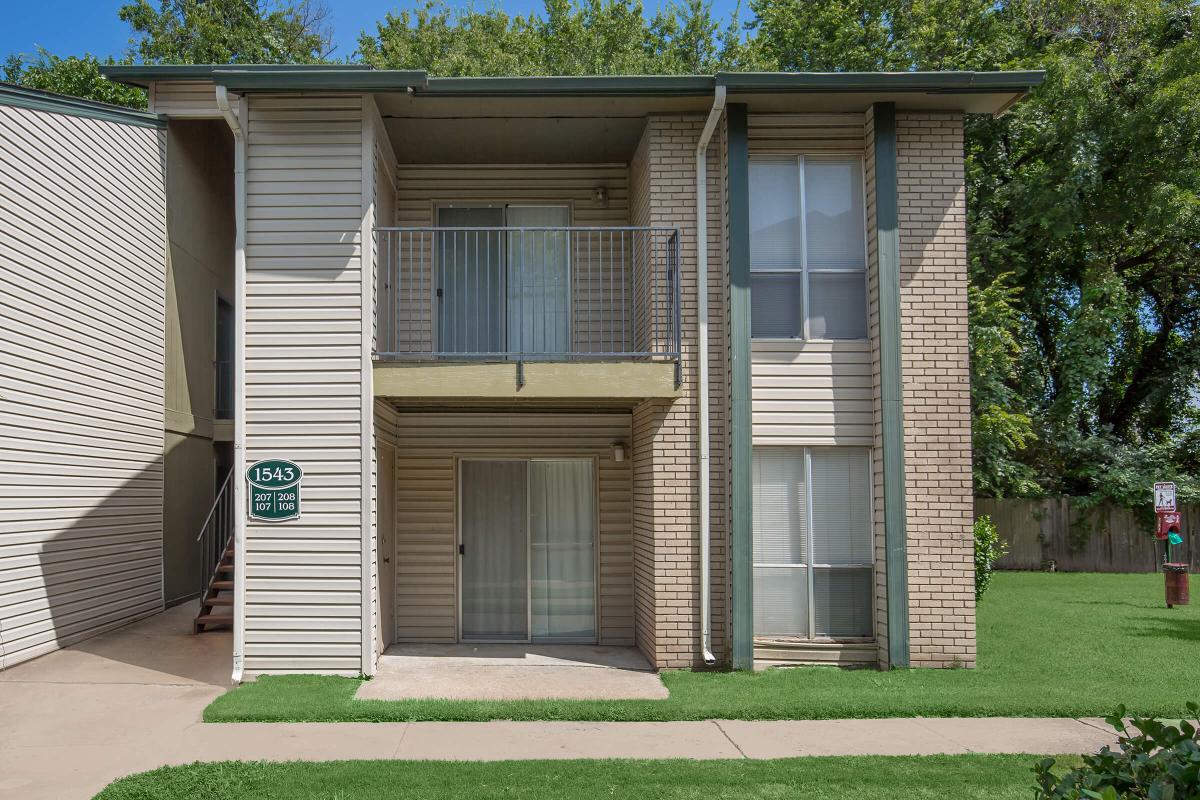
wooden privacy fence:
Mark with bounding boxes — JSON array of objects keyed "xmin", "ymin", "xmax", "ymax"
[{"xmin": 976, "ymin": 498, "xmax": 1200, "ymax": 573}]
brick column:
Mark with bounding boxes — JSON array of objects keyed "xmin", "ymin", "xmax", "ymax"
[
  {"xmin": 629, "ymin": 115, "xmax": 729, "ymax": 669},
  {"xmin": 896, "ymin": 112, "xmax": 976, "ymax": 667}
]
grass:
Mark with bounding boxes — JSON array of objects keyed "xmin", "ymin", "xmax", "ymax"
[
  {"xmin": 205, "ymin": 571, "xmax": 1200, "ymax": 722},
  {"xmin": 93, "ymin": 755, "xmax": 1068, "ymax": 799}
]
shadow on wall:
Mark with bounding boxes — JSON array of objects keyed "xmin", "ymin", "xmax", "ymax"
[{"xmin": 1, "ymin": 457, "xmax": 227, "ymax": 682}]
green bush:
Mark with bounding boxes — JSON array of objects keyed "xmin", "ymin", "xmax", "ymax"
[
  {"xmin": 1034, "ymin": 704, "xmax": 1200, "ymax": 799},
  {"xmin": 973, "ymin": 515, "xmax": 1008, "ymax": 602}
]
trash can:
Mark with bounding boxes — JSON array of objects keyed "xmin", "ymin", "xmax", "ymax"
[{"xmin": 1164, "ymin": 563, "xmax": 1190, "ymax": 608}]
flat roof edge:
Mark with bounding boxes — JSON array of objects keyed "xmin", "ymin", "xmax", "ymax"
[
  {"xmin": 716, "ymin": 70, "xmax": 1046, "ymax": 93},
  {"xmin": 96, "ymin": 65, "xmax": 1045, "ymax": 101},
  {"xmin": 419, "ymin": 75, "xmax": 716, "ymax": 96},
  {"xmin": 0, "ymin": 82, "xmax": 163, "ymax": 128}
]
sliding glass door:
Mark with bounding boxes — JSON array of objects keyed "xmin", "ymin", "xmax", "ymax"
[
  {"xmin": 459, "ymin": 460, "xmax": 528, "ymax": 641},
  {"xmin": 459, "ymin": 458, "xmax": 596, "ymax": 643}
]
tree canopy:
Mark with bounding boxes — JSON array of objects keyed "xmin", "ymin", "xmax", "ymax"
[{"xmin": 4, "ymin": 0, "xmax": 1199, "ymax": 511}]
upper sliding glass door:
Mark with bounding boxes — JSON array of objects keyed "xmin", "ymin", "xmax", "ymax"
[
  {"xmin": 459, "ymin": 458, "xmax": 596, "ymax": 643},
  {"xmin": 437, "ymin": 206, "xmax": 505, "ymax": 354},
  {"xmin": 436, "ymin": 205, "xmax": 570, "ymax": 357}
]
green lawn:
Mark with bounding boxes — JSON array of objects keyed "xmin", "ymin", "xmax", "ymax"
[
  {"xmin": 206, "ymin": 571, "xmax": 1200, "ymax": 722},
  {"xmin": 93, "ymin": 755, "xmax": 1062, "ymax": 800}
]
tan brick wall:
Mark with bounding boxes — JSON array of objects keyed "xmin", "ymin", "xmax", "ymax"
[
  {"xmin": 896, "ymin": 111, "xmax": 976, "ymax": 668},
  {"xmin": 629, "ymin": 114, "xmax": 729, "ymax": 669}
]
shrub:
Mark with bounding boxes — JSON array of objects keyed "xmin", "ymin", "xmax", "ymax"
[
  {"xmin": 1034, "ymin": 703, "xmax": 1200, "ymax": 799},
  {"xmin": 973, "ymin": 514, "xmax": 1008, "ymax": 602}
]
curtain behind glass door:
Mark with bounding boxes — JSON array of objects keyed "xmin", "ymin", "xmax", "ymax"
[
  {"xmin": 506, "ymin": 206, "xmax": 570, "ymax": 357},
  {"xmin": 529, "ymin": 460, "xmax": 595, "ymax": 642}
]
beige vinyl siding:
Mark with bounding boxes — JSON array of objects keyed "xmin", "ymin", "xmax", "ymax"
[
  {"xmin": 243, "ymin": 94, "xmax": 365, "ymax": 675},
  {"xmin": 748, "ymin": 114, "xmax": 870, "ymax": 448},
  {"xmin": 391, "ymin": 412, "xmax": 634, "ymax": 646},
  {"xmin": 150, "ymin": 81, "xmax": 221, "ymax": 118},
  {"xmin": 390, "ymin": 164, "xmax": 631, "ymax": 354},
  {"xmin": 0, "ymin": 104, "xmax": 166, "ymax": 669},
  {"xmin": 747, "ymin": 113, "xmax": 865, "ymax": 152},
  {"xmin": 367, "ymin": 111, "xmax": 397, "ymax": 660},
  {"xmin": 751, "ymin": 341, "xmax": 873, "ymax": 445},
  {"xmin": 372, "ymin": 400, "xmax": 400, "ymax": 656}
]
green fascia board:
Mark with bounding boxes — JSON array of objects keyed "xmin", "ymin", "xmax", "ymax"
[
  {"xmin": 871, "ymin": 101, "xmax": 910, "ymax": 669},
  {"xmin": 212, "ymin": 69, "xmax": 428, "ymax": 91},
  {"xmin": 726, "ymin": 103, "xmax": 754, "ymax": 671},
  {"xmin": 716, "ymin": 70, "xmax": 1044, "ymax": 93},
  {"xmin": 100, "ymin": 63, "xmax": 373, "ymax": 86},
  {"xmin": 419, "ymin": 75, "xmax": 715, "ymax": 97},
  {"xmin": 0, "ymin": 81, "xmax": 164, "ymax": 128}
]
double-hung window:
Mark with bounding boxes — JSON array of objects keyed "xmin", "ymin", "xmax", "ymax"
[
  {"xmin": 749, "ymin": 155, "xmax": 867, "ymax": 340},
  {"xmin": 752, "ymin": 446, "xmax": 874, "ymax": 640}
]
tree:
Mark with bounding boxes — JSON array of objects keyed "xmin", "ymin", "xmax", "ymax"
[
  {"xmin": 359, "ymin": 0, "xmax": 753, "ymax": 76},
  {"xmin": 118, "ymin": 0, "xmax": 335, "ymax": 63},
  {"xmin": 965, "ymin": 0, "xmax": 1200, "ymax": 506},
  {"xmin": 3, "ymin": 52, "xmax": 147, "ymax": 109}
]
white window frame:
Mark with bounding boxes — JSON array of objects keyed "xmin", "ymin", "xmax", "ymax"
[
  {"xmin": 749, "ymin": 154, "xmax": 869, "ymax": 342},
  {"xmin": 752, "ymin": 445, "xmax": 876, "ymax": 642}
]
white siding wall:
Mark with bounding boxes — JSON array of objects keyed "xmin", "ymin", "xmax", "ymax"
[
  {"xmin": 150, "ymin": 82, "xmax": 221, "ymax": 118},
  {"xmin": 0, "ymin": 104, "xmax": 166, "ymax": 669},
  {"xmin": 243, "ymin": 94, "xmax": 366, "ymax": 675}
]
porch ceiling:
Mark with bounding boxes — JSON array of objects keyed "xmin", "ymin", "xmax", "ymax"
[{"xmin": 381, "ymin": 114, "xmax": 647, "ymax": 164}]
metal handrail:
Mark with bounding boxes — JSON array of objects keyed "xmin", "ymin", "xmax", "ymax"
[
  {"xmin": 197, "ymin": 471, "xmax": 234, "ymax": 543},
  {"xmin": 375, "ymin": 225, "xmax": 681, "ymax": 366},
  {"xmin": 197, "ymin": 471, "xmax": 234, "ymax": 599}
]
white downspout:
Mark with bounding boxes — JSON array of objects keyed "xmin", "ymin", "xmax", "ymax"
[
  {"xmin": 216, "ymin": 85, "xmax": 247, "ymax": 683},
  {"xmin": 696, "ymin": 84, "xmax": 726, "ymax": 666}
]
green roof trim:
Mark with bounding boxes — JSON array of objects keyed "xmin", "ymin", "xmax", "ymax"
[
  {"xmin": 100, "ymin": 63, "xmax": 369, "ymax": 85},
  {"xmin": 212, "ymin": 69, "xmax": 427, "ymax": 91},
  {"xmin": 0, "ymin": 82, "xmax": 164, "ymax": 128},
  {"xmin": 420, "ymin": 75, "xmax": 715, "ymax": 96},
  {"xmin": 98, "ymin": 65, "xmax": 1044, "ymax": 98},
  {"xmin": 716, "ymin": 70, "xmax": 1044, "ymax": 93}
]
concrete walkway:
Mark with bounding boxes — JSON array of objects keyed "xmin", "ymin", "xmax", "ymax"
[{"xmin": 0, "ymin": 606, "xmax": 1121, "ymax": 800}]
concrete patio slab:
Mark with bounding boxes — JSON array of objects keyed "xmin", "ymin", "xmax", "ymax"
[{"xmin": 356, "ymin": 643, "xmax": 669, "ymax": 701}]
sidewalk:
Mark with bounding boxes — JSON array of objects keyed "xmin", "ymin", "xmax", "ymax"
[{"xmin": 0, "ymin": 606, "xmax": 1120, "ymax": 800}]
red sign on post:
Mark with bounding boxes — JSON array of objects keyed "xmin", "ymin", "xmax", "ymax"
[{"xmin": 1157, "ymin": 511, "xmax": 1182, "ymax": 541}]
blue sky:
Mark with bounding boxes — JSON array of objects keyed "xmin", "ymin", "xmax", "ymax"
[{"xmin": 3, "ymin": 1, "xmax": 741, "ymax": 64}]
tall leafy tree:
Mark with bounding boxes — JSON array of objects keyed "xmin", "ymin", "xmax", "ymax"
[
  {"xmin": 118, "ymin": 0, "xmax": 335, "ymax": 63},
  {"xmin": 966, "ymin": 0, "xmax": 1200, "ymax": 506}
]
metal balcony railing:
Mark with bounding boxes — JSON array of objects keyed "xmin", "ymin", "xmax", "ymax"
[{"xmin": 376, "ymin": 226, "xmax": 681, "ymax": 364}]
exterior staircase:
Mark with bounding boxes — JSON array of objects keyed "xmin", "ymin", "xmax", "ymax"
[
  {"xmin": 194, "ymin": 472, "xmax": 234, "ymax": 633},
  {"xmin": 194, "ymin": 537, "xmax": 234, "ymax": 632}
]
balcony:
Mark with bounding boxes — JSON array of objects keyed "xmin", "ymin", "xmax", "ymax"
[{"xmin": 374, "ymin": 226, "xmax": 682, "ymax": 401}]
